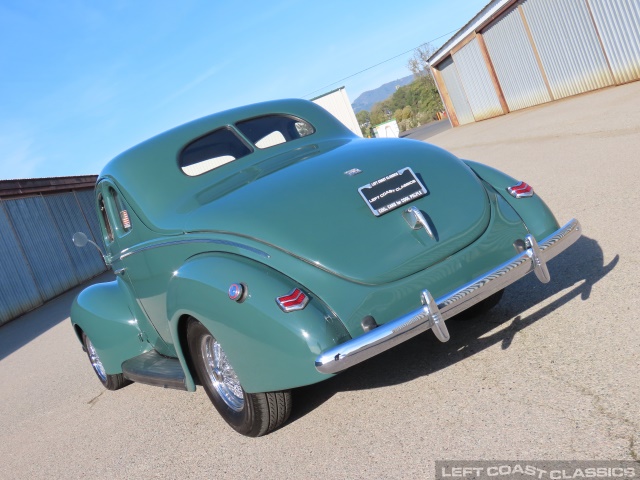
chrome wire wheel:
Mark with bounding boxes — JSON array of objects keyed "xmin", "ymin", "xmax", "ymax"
[
  {"xmin": 200, "ymin": 334, "xmax": 244, "ymax": 412},
  {"xmin": 86, "ymin": 337, "xmax": 107, "ymax": 382},
  {"xmin": 187, "ymin": 320, "xmax": 291, "ymax": 436}
]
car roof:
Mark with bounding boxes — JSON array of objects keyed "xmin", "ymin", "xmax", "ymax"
[{"xmin": 99, "ymin": 98, "xmax": 356, "ymax": 233}]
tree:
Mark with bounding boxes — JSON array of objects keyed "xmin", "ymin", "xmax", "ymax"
[
  {"xmin": 356, "ymin": 110, "xmax": 371, "ymax": 136},
  {"xmin": 366, "ymin": 42, "xmax": 444, "ymax": 133},
  {"xmin": 407, "ymin": 43, "xmax": 438, "ymax": 86},
  {"xmin": 402, "ymin": 105, "xmax": 413, "ymax": 121},
  {"xmin": 370, "ymin": 102, "xmax": 392, "ymax": 126},
  {"xmin": 356, "ymin": 110, "xmax": 370, "ymax": 127}
]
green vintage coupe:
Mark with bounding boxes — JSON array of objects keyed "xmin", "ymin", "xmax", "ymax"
[{"xmin": 71, "ymin": 99, "xmax": 581, "ymax": 436}]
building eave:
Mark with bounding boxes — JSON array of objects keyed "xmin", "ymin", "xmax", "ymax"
[
  {"xmin": 0, "ymin": 175, "xmax": 98, "ymax": 199},
  {"xmin": 428, "ymin": 0, "xmax": 517, "ymax": 67}
]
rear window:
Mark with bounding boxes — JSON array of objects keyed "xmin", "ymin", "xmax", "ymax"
[
  {"xmin": 180, "ymin": 128, "xmax": 252, "ymax": 176},
  {"xmin": 236, "ymin": 115, "xmax": 315, "ymax": 149}
]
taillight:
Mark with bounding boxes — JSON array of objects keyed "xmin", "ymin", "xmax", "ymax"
[
  {"xmin": 276, "ymin": 288, "xmax": 309, "ymax": 312},
  {"xmin": 507, "ymin": 181, "xmax": 534, "ymax": 198}
]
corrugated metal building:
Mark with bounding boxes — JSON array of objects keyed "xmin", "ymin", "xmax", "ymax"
[
  {"xmin": 429, "ymin": 0, "xmax": 640, "ymax": 126},
  {"xmin": 0, "ymin": 176, "xmax": 106, "ymax": 326}
]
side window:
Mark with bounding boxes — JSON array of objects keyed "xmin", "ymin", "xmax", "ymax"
[
  {"xmin": 236, "ymin": 115, "xmax": 315, "ymax": 149},
  {"xmin": 180, "ymin": 127, "xmax": 252, "ymax": 176},
  {"xmin": 110, "ymin": 187, "xmax": 132, "ymax": 233},
  {"xmin": 98, "ymin": 194, "xmax": 114, "ymax": 243}
]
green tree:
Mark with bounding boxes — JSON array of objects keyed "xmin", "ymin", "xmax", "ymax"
[
  {"xmin": 367, "ymin": 44, "xmax": 444, "ymax": 133},
  {"xmin": 370, "ymin": 102, "xmax": 391, "ymax": 126},
  {"xmin": 356, "ymin": 110, "xmax": 371, "ymax": 136},
  {"xmin": 407, "ymin": 43, "xmax": 437, "ymax": 86},
  {"xmin": 402, "ymin": 105, "xmax": 413, "ymax": 121}
]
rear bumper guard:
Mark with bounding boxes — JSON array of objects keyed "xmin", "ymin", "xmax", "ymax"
[{"xmin": 315, "ymin": 219, "xmax": 581, "ymax": 375}]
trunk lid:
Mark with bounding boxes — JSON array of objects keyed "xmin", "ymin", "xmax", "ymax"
[{"xmin": 185, "ymin": 138, "xmax": 490, "ymax": 285}]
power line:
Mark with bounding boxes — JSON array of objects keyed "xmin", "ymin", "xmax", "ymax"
[{"xmin": 302, "ymin": 28, "xmax": 458, "ymax": 99}]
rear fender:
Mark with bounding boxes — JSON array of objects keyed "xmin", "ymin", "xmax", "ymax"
[
  {"xmin": 166, "ymin": 253, "xmax": 350, "ymax": 393},
  {"xmin": 71, "ymin": 278, "xmax": 149, "ymax": 374},
  {"xmin": 464, "ymin": 160, "xmax": 559, "ymax": 239}
]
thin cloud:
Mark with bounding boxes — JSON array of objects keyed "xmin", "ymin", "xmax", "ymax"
[
  {"xmin": 158, "ymin": 62, "xmax": 232, "ymax": 108},
  {"xmin": 0, "ymin": 129, "xmax": 45, "ymax": 180}
]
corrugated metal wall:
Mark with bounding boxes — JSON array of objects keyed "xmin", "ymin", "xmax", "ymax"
[
  {"xmin": 5, "ymin": 196, "xmax": 79, "ymax": 299},
  {"xmin": 452, "ymin": 38, "xmax": 505, "ymax": 120},
  {"xmin": 521, "ymin": 0, "xmax": 614, "ymax": 99},
  {"xmin": 0, "ymin": 203, "xmax": 42, "ymax": 325},
  {"xmin": 0, "ymin": 190, "xmax": 106, "ymax": 326},
  {"xmin": 45, "ymin": 193, "xmax": 106, "ymax": 282},
  {"xmin": 437, "ymin": 57, "xmax": 475, "ymax": 125},
  {"xmin": 431, "ymin": 0, "xmax": 640, "ymax": 126},
  {"xmin": 588, "ymin": 0, "xmax": 640, "ymax": 84},
  {"xmin": 482, "ymin": 5, "xmax": 552, "ymax": 110},
  {"xmin": 75, "ymin": 189, "xmax": 102, "ymax": 243}
]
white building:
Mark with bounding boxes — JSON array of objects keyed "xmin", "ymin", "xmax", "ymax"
[
  {"xmin": 311, "ymin": 87, "xmax": 363, "ymax": 137},
  {"xmin": 373, "ymin": 119, "xmax": 400, "ymax": 138}
]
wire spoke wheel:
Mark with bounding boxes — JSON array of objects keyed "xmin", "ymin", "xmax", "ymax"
[
  {"xmin": 81, "ymin": 332, "xmax": 130, "ymax": 391},
  {"xmin": 187, "ymin": 319, "xmax": 292, "ymax": 437},
  {"xmin": 86, "ymin": 337, "xmax": 107, "ymax": 382},
  {"xmin": 200, "ymin": 333, "xmax": 244, "ymax": 411}
]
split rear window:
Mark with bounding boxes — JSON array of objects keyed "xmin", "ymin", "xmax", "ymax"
[{"xmin": 179, "ymin": 115, "xmax": 315, "ymax": 176}]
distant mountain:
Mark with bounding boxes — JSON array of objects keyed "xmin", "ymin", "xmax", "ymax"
[{"xmin": 351, "ymin": 75, "xmax": 415, "ymax": 113}]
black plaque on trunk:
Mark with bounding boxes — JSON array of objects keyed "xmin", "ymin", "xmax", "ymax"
[{"xmin": 358, "ymin": 167, "xmax": 428, "ymax": 216}]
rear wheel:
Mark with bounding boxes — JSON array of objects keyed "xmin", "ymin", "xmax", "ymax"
[
  {"xmin": 81, "ymin": 332, "xmax": 130, "ymax": 390},
  {"xmin": 187, "ymin": 320, "xmax": 291, "ymax": 437}
]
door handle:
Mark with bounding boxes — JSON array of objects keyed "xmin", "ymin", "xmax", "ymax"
[{"xmin": 114, "ymin": 268, "xmax": 127, "ymax": 276}]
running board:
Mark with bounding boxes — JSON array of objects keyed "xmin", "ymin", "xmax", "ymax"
[{"xmin": 122, "ymin": 350, "xmax": 187, "ymax": 391}]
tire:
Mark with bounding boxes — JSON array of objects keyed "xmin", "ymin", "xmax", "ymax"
[
  {"xmin": 453, "ymin": 289, "xmax": 504, "ymax": 321},
  {"xmin": 187, "ymin": 320, "xmax": 291, "ymax": 437},
  {"xmin": 81, "ymin": 332, "xmax": 131, "ymax": 391}
]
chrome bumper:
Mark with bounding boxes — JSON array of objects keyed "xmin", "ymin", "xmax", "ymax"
[{"xmin": 315, "ymin": 219, "xmax": 581, "ymax": 375}]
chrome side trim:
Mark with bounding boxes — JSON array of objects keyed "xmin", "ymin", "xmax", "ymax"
[
  {"xmin": 315, "ymin": 218, "xmax": 581, "ymax": 375},
  {"xmin": 119, "ymin": 238, "xmax": 270, "ymax": 260}
]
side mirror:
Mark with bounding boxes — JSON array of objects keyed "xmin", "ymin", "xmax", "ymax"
[
  {"xmin": 72, "ymin": 232, "xmax": 110, "ymax": 266},
  {"xmin": 72, "ymin": 232, "xmax": 89, "ymax": 247}
]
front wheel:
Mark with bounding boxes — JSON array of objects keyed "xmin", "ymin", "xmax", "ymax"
[
  {"xmin": 187, "ymin": 320, "xmax": 291, "ymax": 437},
  {"xmin": 81, "ymin": 332, "xmax": 130, "ymax": 390}
]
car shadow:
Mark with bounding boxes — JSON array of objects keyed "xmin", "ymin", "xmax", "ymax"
[
  {"xmin": 0, "ymin": 272, "xmax": 114, "ymax": 362},
  {"xmin": 290, "ymin": 235, "xmax": 618, "ymax": 423}
]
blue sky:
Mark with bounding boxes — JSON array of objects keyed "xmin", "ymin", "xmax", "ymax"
[{"xmin": 0, "ymin": 0, "xmax": 488, "ymax": 180}]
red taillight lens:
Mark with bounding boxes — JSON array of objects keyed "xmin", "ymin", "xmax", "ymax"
[
  {"xmin": 507, "ymin": 181, "xmax": 534, "ymax": 198},
  {"xmin": 276, "ymin": 288, "xmax": 309, "ymax": 312}
]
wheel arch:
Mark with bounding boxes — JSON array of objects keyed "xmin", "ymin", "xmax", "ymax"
[
  {"xmin": 70, "ymin": 279, "xmax": 148, "ymax": 375},
  {"xmin": 166, "ymin": 252, "xmax": 350, "ymax": 393}
]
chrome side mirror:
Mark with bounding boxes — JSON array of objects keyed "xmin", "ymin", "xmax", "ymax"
[
  {"xmin": 72, "ymin": 232, "xmax": 89, "ymax": 247},
  {"xmin": 72, "ymin": 232, "xmax": 110, "ymax": 266}
]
